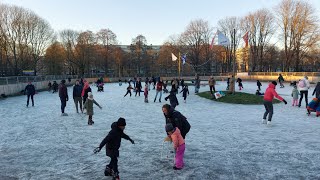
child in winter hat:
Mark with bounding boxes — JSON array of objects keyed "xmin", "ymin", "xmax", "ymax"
[
  {"xmin": 165, "ymin": 123, "xmax": 185, "ymax": 170},
  {"xmin": 83, "ymin": 92, "xmax": 102, "ymax": 125}
]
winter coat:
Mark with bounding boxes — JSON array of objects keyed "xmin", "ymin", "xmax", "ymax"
[
  {"xmin": 180, "ymin": 87, "xmax": 189, "ymax": 98},
  {"xmin": 58, "ymin": 83, "xmax": 68, "ymax": 99},
  {"xmin": 136, "ymin": 81, "xmax": 142, "ymax": 90},
  {"xmin": 144, "ymin": 86, "xmax": 148, "ymax": 96},
  {"xmin": 278, "ymin": 75, "xmax": 284, "ymax": 82},
  {"xmin": 83, "ymin": 99, "xmax": 101, "ymax": 115},
  {"xmin": 263, "ymin": 83, "xmax": 284, "ymax": 102},
  {"xmin": 307, "ymin": 98, "xmax": 319, "ymax": 111},
  {"xmin": 298, "ymin": 78, "xmax": 310, "ymax": 91},
  {"xmin": 99, "ymin": 122, "xmax": 132, "ymax": 157},
  {"xmin": 73, "ymin": 84, "xmax": 83, "ymax": 98},
  {"xmin": 257, "ymin": 81, "xmax": 262, "ymax": 87},
  {"xmin": 169, "ymin": 127, "xmax": 185, "ymax": 150},
  {"xmin": 195, "ymin": 78, "xmax": 200, "ymax": 88},
  {"xmin": 164, "ymin": 108, "xmax": 190, "ymax": 138},
  {"xmin": 25, "ymin": 84, "xmax": 35, "ymax": 95},
  {"xmin": 82, "ymin": 87, "xmax": 92, "ymax": 100},
  {"xmin": 312, "ymin": 82, "xmax": 320, "ymax": 98},
  {"xmin": 208, "ymin": 78, "xmax": 216, "ymax": 86},
  {"xmin": 81, "ymin": 83, "xmax": 90, "ymax": 97},
  {"xmin": 156, "ymin": 81, "xmax": 163, "ymax": 91},
  {"xmin": 291, "ymin": 88, "xmax": 299, "ymax": 99},
  {"xmin": 165, "ymin": 92, "xmax": 179, "ymax": 107}
]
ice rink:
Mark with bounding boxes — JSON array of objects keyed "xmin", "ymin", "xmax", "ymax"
[{"xmin": 0, "ymin": 81, "xmax": 319, "ymax": 180}]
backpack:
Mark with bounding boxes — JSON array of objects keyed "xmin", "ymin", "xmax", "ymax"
[{"xmin": 298, "ymin": 80, "xmax": 306, "ymax": 88}]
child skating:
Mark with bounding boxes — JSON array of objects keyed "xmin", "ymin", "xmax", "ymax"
[
  {"xmin": 94, "ymin": 118, "xmax": 135, "ymax": 180},
  {"xmin": 144, "ymin": 84, "xmax": 148, "ymax": 103},
  {"xmin": 291, "ymin": 85, "xmax": 299, "ymax": 106},
  {"xmin": 124, "ymin": 84, "xmax": 133, "ymax": 97},
  {"xmin": 165, "ymin": 123, "xmax": 185, "ymax": 170},
  {"xmin": 83, "ymin": 92, "xmax": 102, "ymax": 125},
  {"xmin": 180, "ymin": 85, "xmax": 189, "ymax": 103}
]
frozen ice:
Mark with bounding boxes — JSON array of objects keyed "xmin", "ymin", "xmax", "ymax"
[{"xmin": 0, "ymin": 81, "xmax": 319, "ymax": 179}]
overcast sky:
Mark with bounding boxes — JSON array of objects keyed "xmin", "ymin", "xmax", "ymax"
[{"xmin": 1, "ymin": 0, "xmax": 319, "ymax": 45}]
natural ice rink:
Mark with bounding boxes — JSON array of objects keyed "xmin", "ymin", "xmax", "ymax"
[{"xmin": 0, "ymin": 81, "xmax": 319, "ymax": 180}]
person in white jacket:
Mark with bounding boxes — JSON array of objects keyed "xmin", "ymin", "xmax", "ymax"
[{"xmin": 298, "ymin": 76, "xmax": 310, "ymax": 108}]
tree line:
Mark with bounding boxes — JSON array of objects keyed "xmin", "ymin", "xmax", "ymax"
[{"xmin": 0, "ymin": 0, "xmax": 319, "ymax": 77}]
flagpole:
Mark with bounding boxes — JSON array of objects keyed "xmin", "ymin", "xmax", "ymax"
[{"xmin": 178, "ymin": 52, "xmax": 181, "ymax": 78}]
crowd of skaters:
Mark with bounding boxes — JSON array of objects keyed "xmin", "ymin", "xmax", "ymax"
[{"xmin": 21, "ymin": 74, "xmax": 320, "ymax": 179}]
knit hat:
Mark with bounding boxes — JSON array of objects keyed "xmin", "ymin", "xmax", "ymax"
[
  {"xmin": 117, "ymin": 117, "xmax": 126, "ymax": 126},
  {"xmin": 165, "ymin": 123, "xmax": 174, "ymax": 132},
  {"xmin": 87, "ymin": 92, "xmax": 93, "ymax": 100},
  {"xmin": 271, "ymin": 81, "xmax": 277, "ymax": 86}
]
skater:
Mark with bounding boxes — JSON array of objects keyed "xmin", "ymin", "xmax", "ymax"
[
  {"xmin": 312, "ymin": 81, "xmax": 320, "ymax": 98},
  {"xmin": 291, "ymin": 85, "xmax": 299, "ymax": 106},
  {"xmin": 118, "ymin": 79, "xmax": 122, "ymax": 86},
  {"xmin": 25, "ymin": 82, "xmax": 36, "ymax": 107},
  {"xmin": 144, "ymin": 84, "xmax": 148, "ymax": 103},
  {"xmin": 278, "ymin": 74, "xmax": 285, "ymax": 88},
  {"xmin": 226, "ymin": 77, "xmax": 230, "ymax": 90},
  {"xmin": 180, "ymin": 85, "xmax": 189, "ymax": 103},
  {"xmin": 165, "ymin": 90, "xmax": 179, "ymax": 109},
  {"xmin": 154, "ymin": 80, "xmax": 163, "ymax": 102},
  {"xmin": 163, "ymin": 80, "xmax": 169, "ymax": 93},
  {"xmin": 93, "ymin": 118, "xmax": 135, "ymax": 180},
  {"xmin": 59, "ymin": 80, "xmax": 69, "ymax": 116},
  {"xmin": 48, "ymin": 81, "xmax": 52, "ymax": 92},
  {"xmin": 194, "ymin": 74, "xmax": 200, "ymax": 94},
  {"xmin": 257, "ymin": 80, "xmax": 262, "ymax": 91},
  {"xmin": 236, "ymin": 78, "xmax": 243, "ymax": 90},
  {"xmin": 165, "ymin": 123, "xmax": 185, "ymax": 170},
  {"xmin": 81, "ymin": 81, "xmax": 92, "ymax": 104},
  {"xmin": 298, "ymin": 76, "xmax": 310, "ymax": 108},
  {"xmin": 135, "ymin": 78, "xmax": 142, "ymax": 97},
  {"xmin": 162, "ymin": 104, "xmax": 190, "ymax": 139},
  {"xmin": 124, "ymin": 84, "xmax": 133, "ymax": 97},
  {"xmin": 208, "ymin": 76, "xmax": 216, "ymax": 95},
  {"xmin": 52, "ymin": 81, "xmax": 58, "ymax": 93},
  {"xmin": 83, "ymin": 92, "xmax": 102, "ymax": 125},
  {"xmin": 73, "ymin": 80, "xmax": 83, "ymax": 113},
  {"xmin": 307, "ymin": 97, "xmax": 320, "ymax": 117},
  {"xmin": 262, "ymin": 81, "xmax": 287, "ymax": 125},
  {"xmin": 180, "ymin": 79, "xmax": 185, "ymax": 89}
]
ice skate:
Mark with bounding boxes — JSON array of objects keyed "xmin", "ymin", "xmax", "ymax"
[
  {"xmin": 262, "ymin": 119, "xmax": 267, "ymax": 124},
  {"xmin": 267, "ymin": 121, "xmax": 271, "ymax": 126},
  {"xmin": 104, "ymin": 166, "xmax": 112, "ymax": 176}
]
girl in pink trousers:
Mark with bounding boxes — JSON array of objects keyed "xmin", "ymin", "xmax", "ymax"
[{"xmin": 165, "ymin": 123, "xmax": 185, "ymax": 170}]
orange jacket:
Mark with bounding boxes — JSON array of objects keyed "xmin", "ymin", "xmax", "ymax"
[{"xmin": 169, "ymin": 127, "xmax": 185, "ymax": 149}]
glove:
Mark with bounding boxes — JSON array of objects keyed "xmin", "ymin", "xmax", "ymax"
[
  {"xmin": 283, "ymin": 99, "xmax": 287, "ymax": 104},
  {"xmin": 99, "ymin": 106, "xmax": 102, "ymax": 109},
  {"xmin": 129, "ymin": 139, "xmax": 135, "ymax": 144},
  {"xmin": 66, "ymin": 97, "xmax": 68, "ymax": 101},
  {"xmin": 164, "ymin": 136, "xmax": 171, "ymax": 142},
  {"xmin": 93, "ymin": 147, "xmax": 101, "ymax": 154}
]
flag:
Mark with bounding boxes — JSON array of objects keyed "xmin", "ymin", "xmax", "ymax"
[
  {"xmin": 171, "ymin": 53, "xmax": 177, "ymax": 61},
  {"xmin": 242, "ymin": 31, "xmax": 249, "ymax": 47},
  {"xmin": 210, "ymin": 32, "xmax": 218, "ymax": 49},
  {"xmin": 181, "ymin": 54, "xmax": 186, "ymax": 65},
  {"xmin": 217, "ymin": 30, "xmax": 230, "ymax": 46}
]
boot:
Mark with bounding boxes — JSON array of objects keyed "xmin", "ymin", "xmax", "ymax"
[{"xmin": 104, "ymin": 166, "xmax": 112, "ymax": 176}]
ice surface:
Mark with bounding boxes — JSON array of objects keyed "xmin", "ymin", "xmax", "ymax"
[{"xmin": 0, "ymin": 81, "xmax": 319, "ymax": 180}]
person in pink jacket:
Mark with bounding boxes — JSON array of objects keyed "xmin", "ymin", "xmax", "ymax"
[
  {"xmin": 262, "ymin": 81, "xmax": 287, "ymax": 125},
  {"xmin": 165, "ymin": 123, "xmax": 185, "ymax": 170}
]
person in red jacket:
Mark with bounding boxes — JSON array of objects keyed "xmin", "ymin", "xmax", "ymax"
[
  {"xmin": 154, "ymin": 80, "xmax": 163, "ymax": 102},
  {"xmin": 262, "ymin": 81, "xmax": 287, "ymax": 125}
]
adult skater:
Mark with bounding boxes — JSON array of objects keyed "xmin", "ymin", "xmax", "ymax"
[
  {"xmin": 208, "ymin": 76, "xmax": 216, "ymax": 95},
  {"xmin": 262, "ymin": 81, "xmax": 287, "ymax": 125},
  {"xmin": 135, "ymin": 78, "xmax": 142, "ymax": 97},
  {"xmin": 154, "ymin": 80, "xmax": 163, "ymax": 102},
  {"xmin": 298, "ymin": 76, "xmax": 310, "ymax": 108},
  {"xmin": 313, "ymin": 81, "xmax": 320, "ymax": 98},
  {"xmin": 59, "ymin": 79, "xmax": 69, "ymax": 116},
  {"xmin": 25, "ymin": 82, "xmax": 36, "ymax": 107},
  {"xmin": 52, "ymin": 81, "xmax": 58, "ymax": 93},
  {"xmin": 162, "ymin": 104, "xmax": 191, "ymax": 139},
  {"xmin": 73, "ymin": 80, "xmax": 83, "ymax": 113},
  {"xmin": 194, "ymin": 74, "xmax": 200, "ymax": 93},
  {"xmin": 124, "ymin": 84, "xmax": 133, "ymax": 97},
  {"xmin": 81, "ymin": 81, "xmax": 92, "ymax": 104},
  {"xmin": 93, "ymin": 118, "xmax": 134, "ymax": 180}
]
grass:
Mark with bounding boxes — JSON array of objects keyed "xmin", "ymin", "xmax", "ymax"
[{"xmin": 197, "ymin": 91, "xmax": 282, "ymax": 105}]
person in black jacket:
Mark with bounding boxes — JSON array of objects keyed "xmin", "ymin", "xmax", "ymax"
[
  {"xmin": 135, "ymin": 78, "xmax": 142, "ymax": 97},
  {"xmin": 162, "ymin": 104, "xmax": 190, "ymax": 139},
  {"xmin": 73, "ymin": 80, "xmax": 83, "ymax": 113},
  {"xmin": 52, "ymin": 81, "xmax": 58, "ymax": 93},
  {"xmin": 165, "ymin": 90, "xmax": 179, "ymax": 109},
  {"xmin": 257, "ymin": 80, "xmax": 262, "ymax": 91},
  {"xmin": 313, "ymin": 81, "xmax": 320, "ymax": 98},
  {"xmin": 59, "ymin": 79, "xmax": 68, "ymax": 116},
  {"xmin": 180, "ymin": 85, "xmax": 189, "ymax": 103},
  {"xmin": 94, "ymin": 118, "xmax": 134, "ymax": 179},
  {"xmin": 25, "ymin": 82, "xmax": 36, "ymax": 107}
]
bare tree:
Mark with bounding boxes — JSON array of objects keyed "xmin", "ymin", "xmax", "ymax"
[
  {"xmin": 179, "ymin": 19, "xmax": 213, "ymax": 74},
  {"xmin": 275, "ymin": 0, "xmax": 320, "ymax": 71},
  {"xmin": 60, "ymin": 29, "xmax": 79, "ymax": 74}
]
